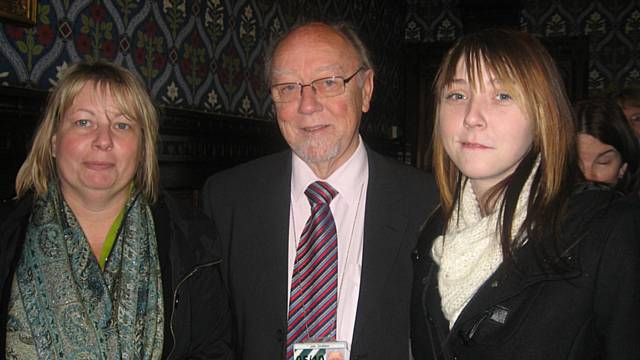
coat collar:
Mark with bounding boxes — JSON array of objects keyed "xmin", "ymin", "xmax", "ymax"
[
  {"xmin": 351, "ymin": 149, "xmax": 411, "ymax": 342},
  {"xmin": 420, "ymin": 210, "xmax": 582, "ymax": 345},
  {"xmin": 449, "ymin": 241, "xmax": 581, "ymax": 337}
]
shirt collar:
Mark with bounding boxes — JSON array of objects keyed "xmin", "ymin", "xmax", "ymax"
[{"xmin": 291, "ymin": 136, "xmax": 368, "ymax": 206}]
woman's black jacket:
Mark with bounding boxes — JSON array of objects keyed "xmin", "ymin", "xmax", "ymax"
[
  {"xmin": 0, "ymin": 191, "xmax": 234, "ymax": 359},
  {"xmin": 411, "ymin": 185, "xmax": 640, "ymax": 360}
]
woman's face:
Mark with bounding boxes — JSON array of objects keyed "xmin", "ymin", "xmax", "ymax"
[
  {"xmin": 577, "ymin": 133, "xmax": 627, "ymax": 185},
  {"xmin": 439, "ymin": 59, "xmax": 534, "ymax": 199},
  {"xmin": 52, "ymin": 81, "xmax": 140, "ymax": 204}
]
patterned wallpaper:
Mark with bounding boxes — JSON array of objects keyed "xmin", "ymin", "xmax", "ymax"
[
  {"xmin": 0, "ymin": 0, "xmax": 406, "ymax": 138},
  {"xmin": 6, "ymin": 0, "xmax": 637, "ymax": 136},
  {"xmin": 406, "ymin": 0, "xmax": 640, "ymax": 94}
]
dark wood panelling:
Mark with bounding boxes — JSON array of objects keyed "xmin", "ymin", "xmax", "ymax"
[
  {"xmin": 0, "ymin": 87, "xmax": 46, "ymax": 199},
  {"xmin": 0, "ymin": 87, "xmax": 286, "ymax": 202},
  {"xmin": 157, "ymin": 107, "xmax": 286, "ymax": 206}
]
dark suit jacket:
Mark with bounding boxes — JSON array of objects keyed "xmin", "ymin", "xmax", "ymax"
[
  {"xmin": 411, "ymin": 184, "xmax": 640, "ymax": 360},
  {"xmin": 202, "ymin": 148, "xmax": 438, "ymax": 359}
]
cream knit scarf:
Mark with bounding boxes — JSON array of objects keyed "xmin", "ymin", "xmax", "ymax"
[{"xmin": 432, "ymin": 161, "xmax": 538, "ymax": 328}]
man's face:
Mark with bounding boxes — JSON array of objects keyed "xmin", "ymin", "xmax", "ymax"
[{"xmin": 270, "ymin": 23, "xmax": 374, "ymax": 178}]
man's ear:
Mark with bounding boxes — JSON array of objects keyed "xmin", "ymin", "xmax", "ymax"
[{"xmin": 360, "ymin": 69, "xmax": 374, "ymax": 113}]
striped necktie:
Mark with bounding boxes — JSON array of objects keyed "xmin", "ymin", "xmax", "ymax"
[{"xmin": 286, "ymin": 181, "xmax": 339, "ymax": 359}]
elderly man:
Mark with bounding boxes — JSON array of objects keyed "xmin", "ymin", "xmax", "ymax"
[{"xmin": 202, "ymin": 21, "xmax": 438, "ymax": 359}]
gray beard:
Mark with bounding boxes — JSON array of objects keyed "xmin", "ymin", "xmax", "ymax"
[{"xmin": 292, "ymin": 139, "xmax": 342, "ymax": 165}]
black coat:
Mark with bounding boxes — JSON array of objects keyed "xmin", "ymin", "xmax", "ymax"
[
  {"xmin": 411, "ymin": 185, "xmax": 640, "ymax": 360},
  {"xmin": 0, "ymin": 192, "xmax": 234, "ymax": 359},
  {"xmin": 202, "ymin": 149, "xmax": 439, "ymax": 359}
]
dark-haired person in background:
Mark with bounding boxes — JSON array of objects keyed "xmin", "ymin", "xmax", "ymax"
[{"xmin": 575, "ymin": 97, "xmax": 640, "ymax": 195}]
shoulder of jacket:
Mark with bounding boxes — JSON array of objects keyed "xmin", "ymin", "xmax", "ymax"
[
  {"xmin": 367, "ymin": 149, "xmax": 434, "ymax": 182},
  {"xmin": 559, "ymin": 185, "xmax": 639, "ymax": 258},
  {"xmin": 153, "ymin": 191, "xmax": 221, "ymax": 262},
  {"xmin": 204, "ymin": 150, "xmax": 290, "ymax": 188},
  {"xmin": 155, "ymin": 190, "xmax": 211, "ymax": 226},
  {"xmin": 0, "ymin": 195, "xmax": 33, "ymax": 231},
  {"xmin": 567, "ymin": 183, "xmax": 630, "ymax": 220}
]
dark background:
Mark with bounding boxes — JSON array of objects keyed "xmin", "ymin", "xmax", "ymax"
[{"xmin": 0, "ymin": 0, "xmax": 638, "ymax": 202}]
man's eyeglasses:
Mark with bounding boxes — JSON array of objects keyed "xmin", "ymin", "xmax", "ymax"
[{"xmin": 270, "ymin": 67, "xmax": 365, "ymax": 103}]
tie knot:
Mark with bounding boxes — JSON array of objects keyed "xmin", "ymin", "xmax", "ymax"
[{"xmin": 305, "ymin": 181, "xmax": 338, "ymax": 205}]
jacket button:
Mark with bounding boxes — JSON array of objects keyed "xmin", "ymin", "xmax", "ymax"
[
  {"xmin": 275, "ymin": 329, "xmax": 284, "ymax": 342},
  {"xmin": 422, "ymin": 276, "xmax": 429, "ymax": 284}
]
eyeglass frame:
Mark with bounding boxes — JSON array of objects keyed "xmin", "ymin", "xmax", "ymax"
[{"xmin": 269, "ymin": 67, "xmax": 366, "ymax": 103}]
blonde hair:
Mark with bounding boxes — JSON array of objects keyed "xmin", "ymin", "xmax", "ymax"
[
  {"xmin": 431, "ymin": 29, "xmax": 577, "ymax": 259},
  {"xmin": 15, "ymin": 60, "xmax": 160, "ymax": 203}
]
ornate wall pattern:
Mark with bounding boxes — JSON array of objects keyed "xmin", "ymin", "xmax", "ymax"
[
  {"xmin": 406, "ymin": 0, "xmax": 640, "ymax": 94},
  {"xmin": 0, "ymin": 0, "xmax": 405, "ymax": 138}
]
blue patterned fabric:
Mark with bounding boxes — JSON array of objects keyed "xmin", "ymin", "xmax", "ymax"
[{"xmin": 6, "ymin": 184, "xmax": 164, "ymax": 359}]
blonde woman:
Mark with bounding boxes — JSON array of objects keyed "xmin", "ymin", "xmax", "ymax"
[
  {"xmin": 0, "ymin": 61, "xmax": 232, "ymax": 359},
  {"xmin": 411, "ymin": 29, "xmax": 640, "ymax": 359}
]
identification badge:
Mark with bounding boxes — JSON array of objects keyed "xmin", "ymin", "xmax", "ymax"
[{"xmin": 293, "ymin": 340, "xmax": 348, "ymax": 360}]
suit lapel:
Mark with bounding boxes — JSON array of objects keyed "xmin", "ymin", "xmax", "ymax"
[
  {"xmin": 352, "ymin": 151, "xmax": 409, "ymax": 342},
  {"xmin": 245, "ymin": 151, "xmax": 292, "ymax": 330}
]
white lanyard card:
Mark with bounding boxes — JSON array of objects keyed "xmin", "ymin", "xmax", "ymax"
[{"xmin": 293, "ymin": 340, "xmax": 348, "ymax": 360}]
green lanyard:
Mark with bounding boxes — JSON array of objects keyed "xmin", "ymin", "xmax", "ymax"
[{"xmin": 98, "ymin": 184, "xmax": 132, "ymax": 269}]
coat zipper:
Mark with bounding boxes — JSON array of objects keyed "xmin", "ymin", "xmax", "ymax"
[{"xmin": 166, "ymin": 258, "xmax": 222, "ymax": 359}]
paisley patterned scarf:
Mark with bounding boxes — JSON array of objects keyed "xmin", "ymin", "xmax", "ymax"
[{"xmin": 7, "ymin": 183, "xmax": 164, "ymax": 359}]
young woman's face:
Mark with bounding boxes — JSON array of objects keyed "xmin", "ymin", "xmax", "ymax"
[
  {"xmin": 577, "ymin": 133, "xmax": 627, "ymax": 185},
  {"xmin": 438, "ymin": 59, "xmax": 534, "ymax": 199}
]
